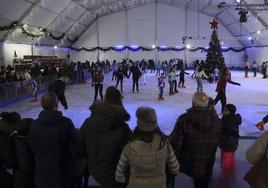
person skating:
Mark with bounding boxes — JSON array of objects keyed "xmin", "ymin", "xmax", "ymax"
[
  {"xmin": 48, "ymin": 73, "xmax": 70, "ymax": 109},
  {"xmin": 178, "ymin": 67, "xmax": 189, "ymax": 88},
  {"xmin": 111, "ymin": 60, "xmax": 118, "ymax": 81},
  {"xmin": 172, "ymin": 67, "xmax": 179, "ymax": 93},
  {"xmin": 214, "ymin": 67, "xmax": 241, "ymax": 113},
  {"xmin": 92, "ymin": 66, "xmax": 104, "ymax": 101},
  {"xmin": 252, "ymin": 61, "xmax": 257, "ymax": 77},
  {"xmin": 115, "ymin": 66, "xmax": 125, "ymax": 93},
  {"xmin": 29, "ymin": 78, "xmax": 38, "ymax": 103},
  {"xmin": 129, "ymin": 62, "xmax": 142, "ymax": 93},
  {"xmin": 196, "ymin": 66, "xmax": 208, "ymax": 92},
  {"xmin": 158, "ymin": 73, "xmax": 165, "ymax": 100},
  {"xmin": 219, "ymin": 104, "xmax": 241, "ymax": 185},
  {"xmin": 167, "ymin": 68, "xmax": 175, "ymax": 95},
  {"xmin": 244, "ymin": 59, "xmax": 249, "ymax": 78}
]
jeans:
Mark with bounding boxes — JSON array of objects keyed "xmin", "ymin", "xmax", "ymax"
[
  {"xmin": 159, "ymin": 87, "xmax": 164, "ymax": 97},
  {"xmin": 196, "ymin": 77, "xmax": 203, "ymax": 91},
  {"xmin": 168, "ymin": 81, "xmax": 174, "ymax": 94}
]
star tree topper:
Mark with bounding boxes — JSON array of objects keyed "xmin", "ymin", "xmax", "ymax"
[{"xmin": 210, "ymin": 19, "xmax": 218, "ymax": 30}]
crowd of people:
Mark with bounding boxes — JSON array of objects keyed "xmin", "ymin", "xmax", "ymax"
[
  {"xmin": 1, "ymin": 85, "xmax": 267, "ymax": 188},
  {"xmin": 1, "ymin": 58, "xmax": 267, "ymax": 188}
]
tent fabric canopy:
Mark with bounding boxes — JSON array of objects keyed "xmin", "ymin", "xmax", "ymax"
[{"xmin": 0, "ymin": 0, "xmax": 267, "ymax": 47}]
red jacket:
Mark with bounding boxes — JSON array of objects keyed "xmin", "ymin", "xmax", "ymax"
[{"xmin": 216, "ymin": 73, "xmax": 229, "ymax": 93}]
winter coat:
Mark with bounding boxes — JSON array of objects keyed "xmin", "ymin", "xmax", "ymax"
[
  {"xmin": 48, "ymin": 79, "xmax": 65, "ymax": 97},
  {"xmin": 169, "ymin": 107, "xmax": 221, "ymax": 178},
  {"xmin": 116, "ymin": 69, "xmax": 125, "ymax": 80},
  {"xmin": 29, "ymin": 110, "xmax": 77, "ymax": 185},
  {"xmin": 79, "ymin": 101, "xmax": 132, "ymax": 187},
  {"xmin": 219, "ymin": 114, "xmax": 242, "ymax": 152},
  {"xmin": 246, "ymin": 131, "xmax": 268, "ymax": 165},
  {"xmin": 129, "ymin": 66, "xmax": 142, "ymax": 79},
  {"xmin": 92, "ymin": 71, "xmax": 104, "ymax": 84},
  {"xmin": 115, "ymin": 135, "xmax": 179, "ymax": 188},
  {"xmin": 13, "ymin": 119, "xmax": 35, "ymax": 188},
  {"xmin": 0, "ymin": 120, "xmax": 15, "ymax": 169},
  {"xmin": 0, "ymin": 121, "xmax": 15, "ymax": 188}
]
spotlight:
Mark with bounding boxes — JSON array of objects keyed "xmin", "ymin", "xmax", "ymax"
[
  {"xmin": 152, "ymin": 45, "xmax": 156, "ymax": 49},
  {"xmin": 257, "ymin": 30, "xmax": 261, "ymax": 34},
  {"xmin": 186, "ymin": 44, "xmax": 191, "ymax": 49},
  {"xmin": 248, "ymin": 36, "xmax": 252, "ymax": 40},
  {"xmin": 54, "ymin": 45, "xmax": 58, "ymax": 49},
  {"xmin": 239, "ymin": 10, "xmax": 248, "ymax": 22}
]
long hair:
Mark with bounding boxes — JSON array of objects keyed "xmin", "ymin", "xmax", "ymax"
[{"xmin": 132, "ymin": 127, "xmax": 167, "ymax": 149}]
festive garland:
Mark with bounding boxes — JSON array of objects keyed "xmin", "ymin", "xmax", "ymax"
[
  {"xmin": 69, "ymin": 46, "xmax": 246, "ymax": 53},
  {"xmin": 0, "ymin": 21, "xmax": 79, "ymax": 43},
  {"xmin": 0, "ymin": 21, "xmax": 19, "ymax": 31}
]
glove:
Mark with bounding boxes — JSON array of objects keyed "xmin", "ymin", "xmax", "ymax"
[{"xmin": 256, "ymin": 121, "xmax": 265, "ymax": 131}]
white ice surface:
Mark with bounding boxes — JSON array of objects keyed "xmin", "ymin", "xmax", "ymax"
[{"xmin": 1, "ymin": 70, "xmax": 267, "ymax": 137}]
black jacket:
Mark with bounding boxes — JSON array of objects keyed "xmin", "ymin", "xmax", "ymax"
[
  {"xmin": 79, "ymin": 101, "xmax": 132, "ymax": 187},
  {"xmin": 48, "ymin": 79, "xmax": 65, "ymax": 97},
  {"xmin": 13, "ymin": 119, "xmax": 34, "ymax": 188},
  {"xmin": 129, "ymin": 66, "xmax": 141, "ymax": 79},
  {"xmin": 219, "ymin": 114, "xmax": 242, "ymax": 152},
  {"xmin": 29, "ymin": 110, "xmax": 76, "ymax": 184}
]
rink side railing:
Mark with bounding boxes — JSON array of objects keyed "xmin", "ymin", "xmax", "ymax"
[{"xmin": 0, "ymin": 76, "xmax": 56, "ymax": 107}]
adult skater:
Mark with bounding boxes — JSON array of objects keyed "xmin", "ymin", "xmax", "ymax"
[
  {"xmin": 92, "ymin": 66, "xmax": 104, "ymax": 101},
  {"xmin": 252, "ymin": 61, "xmax": 257, "ymax": 77},
  {"xmin": 168, "ymin": 68, "xmax": 176, "ymax": 95},
  {"xmin": 196, "ymin": 66, "xmax": 208, "ymax": 91},
  {"xmin": 48, "ymin": 73, "xmax": 70, "ymax": 109},
  {"xmin": 214, "ymin": 67, "xmax": 241, "ymax": 113},
  {"xmin": 115, "ymin": 66, "xmax": 124, "ymax": 93},
  {"xmin": 129, "ymin": 62, "xmax": 142, "ymax": 93},
  {"xmin": 111, "ymin": 60, "xmax": 118, "ymax": 81},
  {"xmin": 244, "ymin": 59, "xmax": 249, "ymax": 78},
  {"xmin": 178, "ymin": 66, "xmax": 189, "ymax": 88}
]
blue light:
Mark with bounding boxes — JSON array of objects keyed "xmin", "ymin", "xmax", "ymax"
[
  {"xmin": 130, "ymin": 45, "xmax": 139, "ymax": 49},
  {"xmin": 175, "ymin": 46, "xmax": 182, "ymax": 48},
  {"xmin": 116, "ymin": 45, "xmax": 124, "ymax": 49},
  {"xmin": 160, "ymin": 45, "xmax": 168, "ymax": 49},
  {"xmin": 248, "ymin": 37, "xmax": 252, "ymax": 40}
]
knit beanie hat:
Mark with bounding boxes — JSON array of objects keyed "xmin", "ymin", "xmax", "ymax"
[
  {"xmin": 192, "ymin": 91, "xmax": 209, "ymax": 108},
  {"xmin": 225, "ymin": 104, "xmax": 236, "ymax": 115},
  {"xmin": 136, "ymin": 107, "xmax": 158, "ymax": 132},
  {"xmin": 104, "ymin": 86, "xmax": 123, "ymax": 105}
]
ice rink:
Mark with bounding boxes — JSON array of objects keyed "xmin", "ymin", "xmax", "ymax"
[
  {"xmin": 2, "ymin": 70, "xmax": 267, "ymax": 187},
  {"xmin": 2, "ymin": 70, "xmax": 267, "ymax": 137}
]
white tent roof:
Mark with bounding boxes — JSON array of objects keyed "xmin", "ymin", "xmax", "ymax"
[{"xmin": 0, "ymin": 0, "xmax": 267, "ymax": 47}]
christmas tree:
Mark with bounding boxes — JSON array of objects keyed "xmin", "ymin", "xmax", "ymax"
[{"xmin": 205, "ymin": 19, "xmax": 225, "ymax": 74}]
